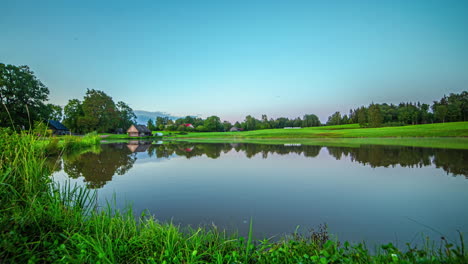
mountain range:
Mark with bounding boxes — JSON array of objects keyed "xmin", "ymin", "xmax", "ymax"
[{"xmin": 134, "ymin": 110, "xmax": 181, "ymax": 125}]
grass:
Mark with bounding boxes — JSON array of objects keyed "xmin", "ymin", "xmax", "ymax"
[
  {"xmin": 1, "ymin": 128, "xmax": 467, "ymax": 263},
  {"xmin": 37, "ymin": 132, "xmax": 102, "ymax": 155},
  {"xmin": 167, "ymin": 122, "xmax": 468, "ymax": 139},
  {"xmin": 164, "ymin": 122, "xmax": 468, "ymax": 149}
]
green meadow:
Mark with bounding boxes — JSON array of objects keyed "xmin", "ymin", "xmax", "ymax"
[
  {"xmin": 167, "ymin": 122, "xmax": 468, "ymax": 139},
  {"xmin": 164, "ymin": 122, "xmax": 468, "ymax": 149}
]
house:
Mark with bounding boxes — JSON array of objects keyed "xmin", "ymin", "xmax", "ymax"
[
  {"xmin": 47, "ymin": 120, "xmax": 70, "ymax": 135},
  {"xmin": 183, "ymin": 123, "xmax": 194, "ymax": 129},
  {"xmin": 127, "ymin": 124, "xmax": 152, "ymax": 137},
  {"xmin": 230, "ymin": 127, "xmax": 241, "ymax": 132}
]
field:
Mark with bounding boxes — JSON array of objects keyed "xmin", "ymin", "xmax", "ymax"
[
  {"xmin": 167, "ymin": 122, "xmax": 468, "ymax": 139},
  {"xmin": 161, "ymin": 123, "xmax": 468, "ymax": 149}
]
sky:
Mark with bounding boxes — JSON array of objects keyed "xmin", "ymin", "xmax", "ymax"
[{"xmin": 1, "ymin": 0, "xmax": 468, "ymax": 123}]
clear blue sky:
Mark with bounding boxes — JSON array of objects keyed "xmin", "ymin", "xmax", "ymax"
[{"xmin": 1, "ymin": 0, "xmax": 467, "ymax": 122}]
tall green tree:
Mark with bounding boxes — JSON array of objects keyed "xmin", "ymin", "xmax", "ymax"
[
  {"xmin": 357, "ymin": 107, "xmax": 367, "ymax": 127},
  {"xmin": 368, "ymin": 104, "xmax": 383, "ymax": 128},
  {"xmin": 222, "ymin": 121, "xmax": 232, "ymax": 131},
  {"xmin": 147, "ymin": 119, "xmax": 156, "ymax": 131},
  {"xmin": 156, "ymin": 116, "xmax": 168, "ymax": 130},
  {"xmin": 63, "ymin": 99, "xmax": 83, "ymax": 133},
  {"xmin": 260, "ymin": 114, "xmax": 271, "ymax": 129},
  {"xmin": 302, "ymin": 114, "xmax": 320, "ymax": 127},
  {"xmin": 243, "ymin": 115, "xmax": 258, "ymax": 130},
  {"xmin": 80, "ymin": 89, "xmax": 119, "ymax": 133},
  {"xmin": 42, "ymin": 104, "xmax": 63, "ymax": 121},
  {"xmin": 0, "ymin": 63, "xmax": 49, "ymax": 129},
  {"xmin": 433, "ymin": 104, "xmax": 448, "ymax": 123},
  {"xmin": 326, "ymin": 112, "xmax": 342, "ymax": 126},
  {"xmin": 116, "ymin": 101, "xmax": 136, "ymax": 130},
  {"xmin": 204, "ymin": 116, "xmax": 223, "ymax": 131}
]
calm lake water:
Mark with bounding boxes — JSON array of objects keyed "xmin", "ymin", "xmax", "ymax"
[{"xmin": 51, "ymin": 141, "xmax": 468, "ymax": 247}]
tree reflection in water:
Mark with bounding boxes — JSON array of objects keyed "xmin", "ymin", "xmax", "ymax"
[
  {"xmin": 54, "ymin": 142, "xmax": 467, "ymax": 188},
  {"xmin": 62, "ymin": 143, "xmax": 137, "ymax": 188}
]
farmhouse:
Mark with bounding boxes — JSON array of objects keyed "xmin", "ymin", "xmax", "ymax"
[
  {"xmin": 127, "ymin": 124, "xmax": 152, "ymax": 137},
  {"xmin": 230, "ymin": 127, "xmax": 241, "ymax": 132},
  {"xmin": 47, "ymin": 120, "xmax": 70, "ymax": 135}
]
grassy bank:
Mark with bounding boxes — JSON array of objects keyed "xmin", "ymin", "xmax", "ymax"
[
  {"xmin": 37, "ymin": 132, "xmax": 102, "ymax": 156},
  {"xmin": 167, "ymin": 122, "xmax": 468, "ymax": 139},
  {"xmin": 1, "ymin": 130, "xmax": 467, "ymax": 263},
  {"xmin": 164, "ymin": 122, "xmax": 468, "ymax": 149}
]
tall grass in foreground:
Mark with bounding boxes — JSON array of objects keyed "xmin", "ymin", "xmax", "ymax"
[{"xmin": 1, "ymin": 129, "xmax": 467, "ymax": 263}]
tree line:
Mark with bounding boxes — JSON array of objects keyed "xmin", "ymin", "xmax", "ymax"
[
  {"xmin": 1, "ymin": 63, "xmax": 136, "ymax": 133},
  {"xmin": 326, "ymin": 91, "xmax": 468, "ymax": 127},
  {"xmin": 62, "ymin": 89, "xmax": 136, "ymax": 134},
  {"xmin": 153, "ymin": 91, "xmax": 467, "ymax": 132},
  {"xmin": 147, "ymin": 113, "xmax": 321, "ymax": 132},
  {"xmin": 0, "ymin": 63, "xmax": 63, "ymax": 129}
]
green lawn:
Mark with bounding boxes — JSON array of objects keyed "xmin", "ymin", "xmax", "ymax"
[
  {"xmin": 163, "ymin": 122, "xmax": 468, "ymax": 149},
  {"xmin": 167, "ymin": 122, "xmax": 468, "ymax": 139}
]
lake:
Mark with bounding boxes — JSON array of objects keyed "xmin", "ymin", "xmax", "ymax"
[{"xmin": 50, "ymin": 141, "xmax": 468, "ymax": 247}]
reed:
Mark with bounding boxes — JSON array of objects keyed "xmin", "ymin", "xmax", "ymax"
[{"xmin": 1, "ymin": 128, "xmax": 467, "ymax": 263}]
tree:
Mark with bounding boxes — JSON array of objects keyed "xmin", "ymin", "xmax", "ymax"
[
  {"xmin": 433, "ymin": 104, "xmax": 448, "ymax": 123},
  {"xmin": 204, "ymin": 116, "xmax": 223, "ymax": 132},
  {"xmin": 0, "ymin": 63, "xmax": 49, "ymax": 129},
  {"xmin": 357, "ymin": 107, "xmax": 367, "ymax": 127},
  {"xmin": 293, "ymin": 117, "xmax": 302, "ymax": 127},
  {"xmin": 183, "ymin": 116, "xmax": 195, "ymax": 125},
  {"xmin": 81, "ymin": 89, "xmax": 119, "ymax": 133},
  {"xmin": 326, "ymin": 112, "xmax": 342, "ymax": 126},
  {"xmin": 177, "ymin": 125, "xmax": 186, "ymax": 131},
  {"xmin": 420, "ymin": 103, "xmax": 431, "ymax": 124},
  {"xmin": 368, "ymin": 104, "xmax": 383, "ymax": 128},
  {"xmin": 116, "ymin": 101, "xmax": 136, "ymax": 130},
  {"xmin": 459, "ymin": 91, "xmax": 468, "ymax": 121},
  {"xmin": 195, "ymin": 125, "xmax": 206, "ymax": 132},
  {"xmin": 222, "ymin": 121, "xmax": 232, "ymax": 131},
  {"xmin": 63, "ymin": 99, "xmax": 83, "ymax": 133},
  {"xmin": 147, "ymin": 119, "xmax": 156, "ymax": 131},
  {"xmin": 259, "ymin": 114, "xmax": 271, "ymax": 129},
  {"xmin": 302, "ymin": 114, "xmax": 320, "ymax": 127},
  {"xmin": 156, "ymin": 116, "xmax": 168, "ymax": 130},
  {"xmin": 244, "ymin": 115, "xmax": 258, "ymax": 130},
  {"xmin": 42, "ymin": 104, "xmax": 63, "ymax": 121}
]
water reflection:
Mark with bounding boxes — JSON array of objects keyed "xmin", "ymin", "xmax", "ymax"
[
  {"xmin": 49, "ymin": 141, "xmax": 467, "ymax": 189},
  {"xmin": 61, "ymin": 143, "xmax": 136, "ymax": 188}
]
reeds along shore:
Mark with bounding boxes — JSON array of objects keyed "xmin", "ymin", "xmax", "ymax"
[{"xmin": 0, "ymin": 129, "xmax": 467, "ymax": 263}]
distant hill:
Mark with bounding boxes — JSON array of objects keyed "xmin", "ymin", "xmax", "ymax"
[{"xmin": 134, "ymin": 110, "xmax": 180, "ymax": 125}]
